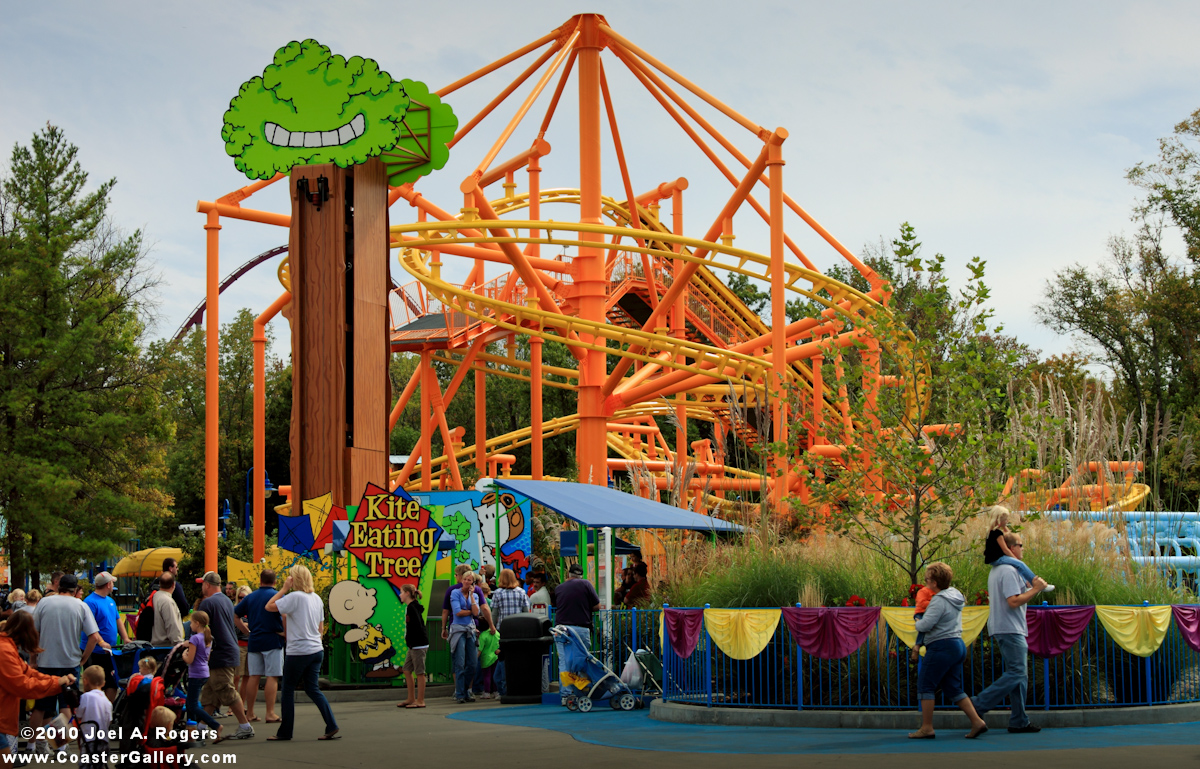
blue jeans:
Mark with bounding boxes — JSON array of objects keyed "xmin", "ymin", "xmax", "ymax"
[
  {"xmin": 185, "ymin": 677, "xmax": 220, "ymax": 731},
  {"xmin": 991, "ymin": 555, "xmax": 1036, "ymax": 584},
  {"xmin": 494, "ymin": 660, "xmax": 507, "ymax": 696},
  {"xmin": 972, "ymin": 633, "xmax": 1029, "ymax": 727},
  {"xmin": 450, "ymin": 627, "xmax": 478, "ymax": 700},
  {"xmin": 472, "ymin": 651, "xmax": 486, "ymax": 695},
  {"xmin": 278, "ymin": 651, "xmax": 338, "ymax": 739},
  {"xmin": 917, "ymin": 638, "xmax": 967, "ymax": 702}
]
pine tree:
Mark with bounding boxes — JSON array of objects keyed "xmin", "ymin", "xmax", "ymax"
[{"xmin": 0, "ymin": 125, "xmax": 171, "ymax": 586}]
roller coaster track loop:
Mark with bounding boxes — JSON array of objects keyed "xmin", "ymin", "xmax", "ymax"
[{"xmin": 392, "ymin": 218, "xmax": 929, "ymax": 420}]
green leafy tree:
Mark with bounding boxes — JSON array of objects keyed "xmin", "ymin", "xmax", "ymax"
[
  {"xmin": 1037, "ymin": 108, "xmax": 1200, "ymax": 510},
  {"xmin": 793, "ymin": 228, "xmax": 1017, "ymax": 585},
  {"xmin": 0, "ymin": 125, "xmax": 171, "ymax": 586},
  {"xmin": 1127, "ymin": 107, "xmax": 1200, "ymax": 262},
  {"xmin": 725, "ymin": 273, "xmax": 770, "ymax": 318},
  {"xmin": 152, "ymin": 308, "xmax": 291, "ymax": 533}
]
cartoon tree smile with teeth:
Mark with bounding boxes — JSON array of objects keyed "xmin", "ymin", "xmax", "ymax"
[{"xmin": 222, "ymin": 39, "xmax": 456, "ymax": 184}]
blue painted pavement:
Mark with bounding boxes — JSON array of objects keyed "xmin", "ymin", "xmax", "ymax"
[{"xmin": 447, "ymin": 705, "xmax": 1199, "ymax": 755}]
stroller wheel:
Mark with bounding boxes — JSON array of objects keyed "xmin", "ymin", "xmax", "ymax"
[
  {"xmin": 610, "ymin": 696, "xmax": 622, "ymax": 710},
  {"xmin": 576, "ymin": 697, "xmax": 593, "ymax": 713},
  {"xmin": 618, "ymin": 693, "xmax": 637, "ymax": 711},
  {"xmin": 565, "ymin": 697, "xmax": 579, "ymax": 712}
]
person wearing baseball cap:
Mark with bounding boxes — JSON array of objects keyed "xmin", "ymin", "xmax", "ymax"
[
  {"xmin": 197, "ymin": 571, "xmax": 255, "ymax": 740},
  {"xmin": 551, "ymin": 563, "xmax": 601, "ymax": 700},
  {"xmin": 82, "ymin": 572, "xmax": 128, "ymax": 699}
]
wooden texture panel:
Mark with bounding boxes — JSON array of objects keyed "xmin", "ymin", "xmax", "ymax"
[
  {"xmin": 291, "ymin": 164, "xmax": 348, "ymax": 507},
  {"xmin": 353, "ymin": 158, "xmax": 390, "ymax": 308},
  {"xmin": 346, "ymin": 158, "xmax": 391, "ymax": 500},
  {"xmin": 345, "ymin": 447, "xmax": 388, "ymax": 505},
  {"xmin": 352, "ymin": 299, "xmax": 388, "ymax": 452}
]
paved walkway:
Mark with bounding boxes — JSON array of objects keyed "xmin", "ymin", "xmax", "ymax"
[{"xmin": 187, "ymin": 698, "xmax": 1200, "ymax": 768}]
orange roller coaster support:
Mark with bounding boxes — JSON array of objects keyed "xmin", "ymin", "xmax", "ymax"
[
  {"xmin": 252, "ymin": 290, "xmax": 291, "ymax": 563},
  {"xmin": 768, "ymin": 130, "xmax": 787, "ymax": 512},
  {"xmin": 575, "ymin": 14, "xmax": 608, "ymax": 486},
  {"xmin": 204, "ymin": 210, "xmax": 221, "ymax": 573},
  {"xmin": 210, "ymin": 14, "xmax": 937, "ymax": 541}
]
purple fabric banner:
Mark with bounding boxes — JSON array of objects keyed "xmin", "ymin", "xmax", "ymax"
[
  {"xmin": 664, "ymin": 608, "xmax": 705, "ymax": 659},
  {"xmin": 1026, "ymin": 605, "xmax": 1095, "ymax": 657},
  {"xmin": 780, "ymin": 607, "xmax": 881, "ymax": 660},
  {"xmin": 1171, "ymin": 605, "xmax": 1200, "ymax": 653}
]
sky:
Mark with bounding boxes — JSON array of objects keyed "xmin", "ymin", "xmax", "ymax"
[{"xmin": 2, "ymin": 0, "xmax": 1198, "ymax": 362}]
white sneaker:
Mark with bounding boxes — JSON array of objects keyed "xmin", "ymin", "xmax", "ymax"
[{"xmin": 1042, "ymin": 584, "xmax": 1055, "ymax": 593}]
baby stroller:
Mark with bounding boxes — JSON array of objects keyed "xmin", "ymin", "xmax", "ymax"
[
  {"xmin": 551, "ymin": 625, "xmax": 637, "ymax": 713},
  {"xmin": 114, "ymin": 643, "xmax": 191, "ymax": 758},
  {"xmin": 619, "ymin": 646, "xmax": 664, "ymax": 706}
]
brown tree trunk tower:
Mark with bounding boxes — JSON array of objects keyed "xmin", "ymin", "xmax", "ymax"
[{"xmin": 290, "ymin": 158, "xmax": 391, "ymax": 508}]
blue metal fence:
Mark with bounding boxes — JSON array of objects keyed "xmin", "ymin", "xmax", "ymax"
[{"xmin": 553, "ymin": 606, "xmax": 1200, "ymax": 710}]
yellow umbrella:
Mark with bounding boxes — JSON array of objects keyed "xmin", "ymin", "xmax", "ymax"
[{"xmin": 111, "ymin": 547, "xmax": 185, "ymax": 578}]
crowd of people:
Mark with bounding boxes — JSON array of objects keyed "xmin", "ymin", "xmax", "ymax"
[{"xmin": 0, "ymin": 508, "xmax": 1064, "ymax": 754}]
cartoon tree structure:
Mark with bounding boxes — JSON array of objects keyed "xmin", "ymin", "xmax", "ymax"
[
  {"xmin": 222, "ymin": 39, "xmax": 456, "ymax": 182},
  {"xmin": 381, "ymin": 79, "xmax": 458, "ymax": 187}
]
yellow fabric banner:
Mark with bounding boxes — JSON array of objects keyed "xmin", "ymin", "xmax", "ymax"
[
  {"xmin": 702, "ymin": 609, "xmax": 781, "ymax": 660},
  {"xmin": 1095, "ymin": 605, "xmax": 1172, "ymax": 657},
  {"xmin": 881, "ymin": 606, "xmax": 990, "ymax": 651},
  {"xmin": 225, "ymin": 556, "xmax": 263, "ymax": 588}
]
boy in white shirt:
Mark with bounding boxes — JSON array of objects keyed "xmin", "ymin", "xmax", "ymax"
[{"xmin": 75, "ymin": 666, "xmax": 112, "ymax": 756}]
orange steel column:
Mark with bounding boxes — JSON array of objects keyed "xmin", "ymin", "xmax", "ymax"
[
  {"xmin": 672, "ymin": 188, "xmax": 687, "ymax": 473},
  {"xmin": 475, "ymin": 367, "xmax": 487, "ymax": 475},
  {"xmin": 810, "ymin": 352, "xmax": 824, "ymax": 449},
  {"xmin": 575, "ymin": 15, "xmax": 607, "ymax": 485},
  {"xmin": 528, "ymin": 143, "xmax": 543, "ymax": 479},
  {"xmin": 204, "ymin": 210, "xmax": 221, "ymax": 573},
  {"xmin": 252, "ymin": 324, "xmax": 265, "ymax": 564},
  {"xmin": 252, "ymin": 291, "xmax": 291, "ymax": 564},
  {"xmin": 531, "ymin": 334, "xmax": 544, "ymax": 479},
  {"xmin": 528, "ymin": 151, "xmax": 541, "ymax": 256},
  {"xmin": 767, "ymin": 130, "xmax": 788, "ymax": 512},
  {"xmin": 420, "ymin": 352, "xmax": 433, "ymax": 492},
  {"xmin": 527, "ymin": 142, "xmax": 543, "ymax": 483}
]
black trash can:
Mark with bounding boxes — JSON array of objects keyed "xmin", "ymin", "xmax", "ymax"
[{"xmin": 499, "ymin": 613, "xmax": 552, "ymax": 704}]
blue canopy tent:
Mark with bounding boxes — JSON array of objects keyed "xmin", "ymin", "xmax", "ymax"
[
  {"xmin": 493, "ymin": 480, "xmax": 742, "ymax": 603},
  {"xmin": 559, "ymin": 531, "xmax": 640, "ymax": 557}
]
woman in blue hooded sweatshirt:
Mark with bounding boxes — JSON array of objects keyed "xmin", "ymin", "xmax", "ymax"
[{"xmin": 907, "ymin": 562, "xmax": 989, "ymax": 740}]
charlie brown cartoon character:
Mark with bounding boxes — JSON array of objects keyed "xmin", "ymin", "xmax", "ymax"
[{"xmin": 329, "ymin": 580, "xmax": 398, "ymax": 678}]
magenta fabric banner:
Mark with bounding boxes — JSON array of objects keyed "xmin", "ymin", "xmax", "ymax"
[
  {"xmin": 664, "ymin": 608, "xmax": 705, "ymax": 659},
  {"xmin": 1171, "ymin": 605, "xmax": 1200, "ymax": 653},
  {"xmin": 781, "ymin": 606, "xmax": 881, "ymax": 660},
  {"xmin": 1026, "ymin": 605, "xmax": 1095, "ymax": 657}
]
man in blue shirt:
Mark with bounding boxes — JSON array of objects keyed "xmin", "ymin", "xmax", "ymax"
[
  {"xmin": 82, "ymin": 572, "xmax": 128, "ymax": 701},
  {"xmin": 234, "ymin": 569, "xmax": 286, "ymax": 724}
]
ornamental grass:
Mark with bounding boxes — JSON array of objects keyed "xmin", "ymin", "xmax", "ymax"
[{"xmin": 651, "ymin": 512, "xmax": 1187, "ymax": 608}]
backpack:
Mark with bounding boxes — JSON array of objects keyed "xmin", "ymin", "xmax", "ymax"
[{"xmin": 134, "ymin": 591, "xmax": 158, "ymax": 642}]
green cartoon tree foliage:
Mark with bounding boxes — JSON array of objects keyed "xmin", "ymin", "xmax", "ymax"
[
  {"xmin": 223, "ymin": 40, "xmax": 416, "ymax": 179},
  {"xmin": 381, "ymin": 79, "xmax": 458, "ymax": 187},
  {"xmin": 442, "ymin": 510, "xmax": 478, "ymax": 571}
]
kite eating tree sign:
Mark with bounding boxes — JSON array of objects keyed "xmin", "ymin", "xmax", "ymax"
[{"xmin": 346, "ymin": 483, "xmax": 443, "ymax": 590}]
